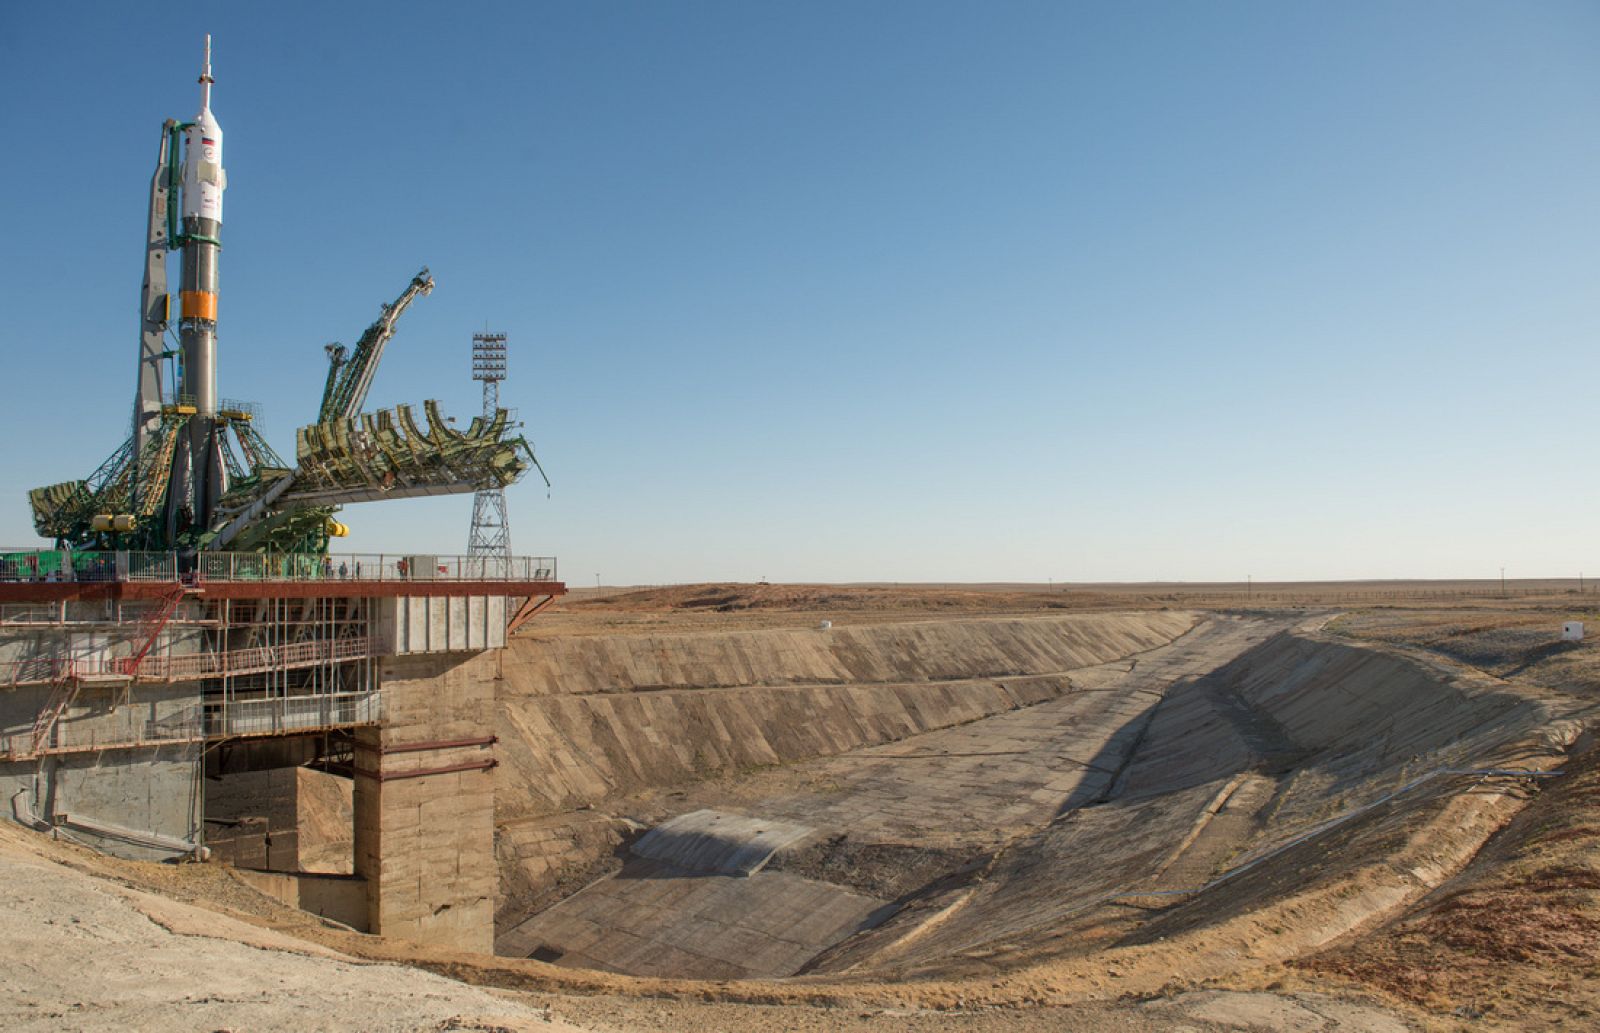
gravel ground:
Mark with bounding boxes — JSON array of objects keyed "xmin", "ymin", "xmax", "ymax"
[
  {"xmin": 0, "ymin": 825, "xmax": 585, "ymax": 1033},
  {"xmin": 0, "ymin": 815, "xmax": 1422, "ymax": 1032}
]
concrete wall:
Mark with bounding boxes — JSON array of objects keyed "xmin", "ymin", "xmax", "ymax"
[
  {"xmin": 203, "ymin": 765, "xmax": 353, "ymax": 873},
  {"xmin": 377, "ymin": 596, "xmax": 507, "ymax": 654},
  {"xmin": 0, "ymin": 744, "xmax": 202, "ymax": 862},
  {"xmin": 0, "ymin": 615, "xmax": 209, "ymax": 759},
  {"xmin": 0, "ymin": 606, "xmax": 208, "ymax": 669},
  {"xmin": 205, "ymin": 767, "xmax": 302, "ymax": 870},
  {"xmin": 494, "ymin": 613, "xmax": 1194, "ymax": 820},
  {"xmin": 354, "ymin": 651, "xmax": 498, "ymax": 954},
  {"xmin": 496, "ymin": 811, "xmax": 634, "ymax": 932},
  {"xmin": 232, "ymin": 869, "xmax": 368, "ymax": 931},
  {"xmin": 1, "ymin": 679, "xmax": 203, "ymax": 756},
  {"xmin": 498, "ymin": 674, "xmax": 1073, "ymax": 821},
  {"xmin": 502, "ymin": 612, "xmax": 1193, "ymax": 696},
  {"xmin": 0, "ymin": 622, "xmax": 205, "ymax": 862},
  {"xmin": 0, "ymin": 601, "xmax": 212, "ymax": 716}
]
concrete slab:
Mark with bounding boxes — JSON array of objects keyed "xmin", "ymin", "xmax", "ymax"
[
  {"xmin": 632, "ymin": 809, "xmax": 814, "ymax": 875},
  {"xmin": 504, "ymin": 858, "xmax": 894, "ymax": 978}
]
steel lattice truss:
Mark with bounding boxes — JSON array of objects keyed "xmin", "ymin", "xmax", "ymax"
[
  {"xmin": 28, "ymin": 273, "xmax": 544, "ymax": 554},
  {"xmin": 467, "ymin": 331, "xmax": 514, "ymax": 563}
]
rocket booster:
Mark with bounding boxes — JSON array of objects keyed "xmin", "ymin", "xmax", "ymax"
[{"xmin": 173, "ymin": 35, "xmax": 228, "ymax": 532}]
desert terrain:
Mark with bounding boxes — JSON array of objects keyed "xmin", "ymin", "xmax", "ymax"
[{"xmin": 4, "ymin": 580, "xmax": 1597, "ymax": 1032}]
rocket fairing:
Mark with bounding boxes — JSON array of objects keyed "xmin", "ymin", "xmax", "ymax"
[
  {"xmin": 171, "ymin": 35, "xmax": 229, "ymax": 534},
  {"xmin": 181, "ymin": 41, "xmax": 225, "ymax": 226}
]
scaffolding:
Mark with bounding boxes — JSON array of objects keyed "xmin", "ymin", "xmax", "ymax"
[
  {"xmin": 201, "ymin": 594, "xmax": 378, "ymax": 740},
  {"xmin": 0, "ymin": 588, "xmax": 377, "ymax": 758},
  {"xmin": 0, "ymin": 546, "xmax": 562, "ymax": 759}
]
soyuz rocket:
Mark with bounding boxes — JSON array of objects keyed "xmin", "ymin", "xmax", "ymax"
[
  {"xmin": 177, "ymin": 35, "xmax": 227, "ymax": 532},
  {"xmin": 137, "ymin": 36, "xmax": 228, "ymax": 539}
]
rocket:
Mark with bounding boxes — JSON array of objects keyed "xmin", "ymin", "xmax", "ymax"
[{"xmin": 171, "ymin": 35, "xmax": 228, "ymax": 534}]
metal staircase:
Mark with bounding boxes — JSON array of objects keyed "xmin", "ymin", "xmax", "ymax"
[
  {"xmin": 110, "ymin": 582, "xmax": 191, "ymax": 677},
  {"xmin": 26, "ymin": 662, "xmax": 82, "ymax": 755}
]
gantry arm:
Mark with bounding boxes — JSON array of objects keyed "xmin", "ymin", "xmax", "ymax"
[{"xmin": 317, "ymin": 268, "xmax": 435, "ymax": 423}]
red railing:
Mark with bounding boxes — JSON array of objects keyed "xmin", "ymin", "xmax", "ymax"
[{"xmin": 142, "ymin": 636, "xmax": 373, "ymax": 679}]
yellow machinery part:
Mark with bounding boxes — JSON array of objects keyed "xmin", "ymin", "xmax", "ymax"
[{"xmin": 91, "ymin": 514, "xmax": 138, "ymax": 533}]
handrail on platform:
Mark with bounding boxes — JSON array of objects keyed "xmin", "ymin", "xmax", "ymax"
[{"xmin": 0, "ymin": 549, "xmax": 558, "ymax": 586}]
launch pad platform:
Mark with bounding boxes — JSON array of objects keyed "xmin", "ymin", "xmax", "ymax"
[{"xmin": 4, "ymin": 39, "xmax": 566, "ymax": 955}]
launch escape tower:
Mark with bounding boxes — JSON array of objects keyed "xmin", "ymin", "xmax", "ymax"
[
  {"xmin": 467, "ymin": 333, "xmax": 513, "ymax": 566},
  {"xmin": 0, "ymin": 39, "xmax": 566, "ymax": 952}
]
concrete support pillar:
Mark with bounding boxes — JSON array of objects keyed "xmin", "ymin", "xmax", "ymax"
[{"xmin": 353, "ymin": 650, "xmax": 499, "ymax": 953}]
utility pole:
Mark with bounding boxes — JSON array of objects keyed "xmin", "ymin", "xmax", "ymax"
[
  {"xmin": 1500, "ymin": 566, "xmax": 1506, "ymax": 599},
  {"xmin": 466, "ymin": 332, "xmax": 511, "ymax": 570}
]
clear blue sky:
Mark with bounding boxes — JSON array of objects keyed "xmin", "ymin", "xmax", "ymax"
[{"xmin": 2, "ymin": 1, "xmax": 1597, "ymax": 583}]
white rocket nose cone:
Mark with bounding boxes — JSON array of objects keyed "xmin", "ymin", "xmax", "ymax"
[{"xmin": 181, "ymin": 52, "xmax": 225, "ymax": 224}]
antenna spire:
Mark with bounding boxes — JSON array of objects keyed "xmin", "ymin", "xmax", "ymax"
[{"xmin": 198, "ymin": 34, "xmax": 214, "ymax": 109}]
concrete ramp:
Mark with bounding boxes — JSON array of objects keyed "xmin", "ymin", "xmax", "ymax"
[
  {"xmin": 496, "ymin": 617, "xmax": 1280, "ymax": 976},
  {"xmin": 631, "ymin": 809, "xmax": 814, "ymax": 876},
  {"xmin": 498, "ymin": 859, "xmax": 893, "ymax": 978}
]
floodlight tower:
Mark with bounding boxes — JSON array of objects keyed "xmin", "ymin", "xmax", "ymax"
[{"xmin": 466, "ymin": 332, "xmax": 512, "ymax": 567}]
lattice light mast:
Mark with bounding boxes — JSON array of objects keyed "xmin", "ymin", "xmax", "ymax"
[{"xmin": 467, "ymin": 333, "xmax": 512, "ymax": 564}]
